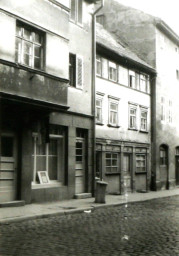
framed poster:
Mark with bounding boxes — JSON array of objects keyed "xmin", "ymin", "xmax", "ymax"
[{"xmin": 38, "ymin": 171, "xmax": 50, "ymax": 184}]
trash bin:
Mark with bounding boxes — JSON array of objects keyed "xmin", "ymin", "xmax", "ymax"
[{"xmin": 95, "ymin": 181, "xmax": 108, "ymax": 203}]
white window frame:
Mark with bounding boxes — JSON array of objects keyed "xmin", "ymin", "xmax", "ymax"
[
  {"xmin": 136, "ymin": 154, "xmax": 146, "ymax": 173},
  {"xmin": 140, "ymin": 74, "xmax": 148, "ymax": 93},
  {"xmin": 96, "ymin": 55, "xmax": 102, "ymax": 76},
  {"xmin": 32, "ymin": 133, "xmax": 63, "ymax": 185},
  {"xmin": 140, "ymin": 108, "xmax": 148, "ymax": 131},
  {"xmin": 108, "ymin": 98, "xmax": 119, "ymax": 126},
  {"xmin": 15, "ymin": 23, "xmax": 43, "ymax": 70},
  {"xmin": 70, "ymin": 0, "xmax": 83, "ymax": 25},
  {"xmin": 129, "ymin": 104, "xmax": 137, "ymax": 130},
  {"xmin": 96, "ymin": 96, "xmax": 103, "ymax": 123},
  {"xmin": 105, "ymin": 152, "xmax": 119, "ymax": 173},
  {"xmin": 108, "ymin": 61, "xmax": 117, "ymax": 82}
]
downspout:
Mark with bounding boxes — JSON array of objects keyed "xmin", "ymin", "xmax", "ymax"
[{"xmin": 92, "ymin": 0, "xmax": 104, "ymax": 196}]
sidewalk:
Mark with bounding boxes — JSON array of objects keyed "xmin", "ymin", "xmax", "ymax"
[{"xmin": 0, "ymin": 188, "xmax": 178, "ymax": 224}]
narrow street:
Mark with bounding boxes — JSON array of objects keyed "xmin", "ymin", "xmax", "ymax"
[{"xmin": 0, "ymin": 195, "xmax": 178, "ymax": 256}]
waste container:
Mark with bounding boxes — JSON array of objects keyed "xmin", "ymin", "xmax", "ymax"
[{"xmin": 95, "ymin": 180, "xmax": 108, "ymax": 203}]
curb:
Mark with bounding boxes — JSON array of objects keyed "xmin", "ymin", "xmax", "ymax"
[{"xmin": 0, "ymin": 194, "xmax": 178, "ymax": 225}]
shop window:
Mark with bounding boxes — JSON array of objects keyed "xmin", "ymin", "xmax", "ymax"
[
  {"xmin": 160, "ymin": 145, "xmax": 168, "ymax": 166},
  {"xmin": 136, "ymin": 154, "xmax": 146, "ymax": 172},
  {"xmin": 129, "ymin": 105, "xmax": 137, "ymax": 129},
  {"xmin": 69, "ymin": 53, "xmax": 83, "ymax": 89},
  {"xmin": 96, "ymin": 55, "xmax": 102, "ymax": 76},
  {"xmin": 109, "ymin": 61, "xmax": 117, "ymax": 82},
  {"xmin": 96, "ymin": 97, "xmax": 103, "ymax": 123},
  {"xmin": 15, "ymin": 22, "xmax": 44, "ymax": 69},
  {"xmin": 105, "ymin": 153, "xmax": 118, "ymax": 173},
  {"xmin": 140, "ymin": 109, "xmax": 148, "ymax": 131},
  {"xmin": 32, "ymin": 127, "xmax": 65, "ymax": 185},
  {"xmin": 70, "ymin": 0, "xmax": 83, "ymax": 25},
  {"xmin": 109, "ymin": 98, "xmax": 119, "ymax": 126}
]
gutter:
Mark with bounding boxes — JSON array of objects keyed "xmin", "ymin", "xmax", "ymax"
[{"xmin": 91, "ymin": 0, "xmax": 104, "ymax": 195}]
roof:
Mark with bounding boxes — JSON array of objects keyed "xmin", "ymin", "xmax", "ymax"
[{"xmin": 96, "ymin": 23, "xmax": 155, "ymax": 72}]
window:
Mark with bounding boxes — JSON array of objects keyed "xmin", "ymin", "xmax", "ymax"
[
  {"xmin": 160, "ymin": 146, "xmax": 167, "ymax": 166},
  {"xmin": 106, "ymin": 153, "xmax": 118, "ymax": 173},
  {"xmin": 101, "ymin": 58, "xmax": 108, "ymax": 79},
  {"xmin": 109, "ymin": 61, "xmax": 117, "ymax": 82},
  {"xmin": 109, "ymin": 99, "xmax": 119, "ymax": 126},
  {"xmin": 70, "ymin": 0, "xmax": 83, "ymax": 25},
  {"xmin": 176, "ymin": 70, "xmax": 179, "ymax": 80},
  {"xmin": 129, "ymin": 70, "xmax": 135, "ymax": 88},
  {"xmin": 32, "ymin": 127, "xmax": 65, "ymax": 185},
  {"xmin": 161, "ymin": 97, "xmax": 166, "ymax": 121},
  {"xmin": 140, "ymin": 109, "xmax": 148, "ymax": 131},
  {"xmin": 129, "ymin": 105, "xmax": 137, "ymax": 129},
  {"xmin": 140, "ymin": 74, "xmax": 148, "ymax": 93},
  {"xmin": 96, "ymin": 98, "xmax": 103, "ymax": 123},
  {"xmin": 136, "ymin": 154, "xmax": 146, "ymax": 172},
  {"xmin": 69, "ymin": 53, "xmax": 83, "ymax": 89},
  {"xmin": 169, "ymin": 100, "xmax": 172, "ymax": 123},
  {"xmin": 96, "ymin": 55, "xmax": 102, "ymax": 76},
  {"xmin": 15, "ymin": 22, "xmax": 44, "ymax": 69},
  {"xmin": 118, "ymin": 65, "xmax": 128, "ymax": 86},
  {"xmin": 96, "ymin": 15, "xmax": 104, "ymax": 26}
]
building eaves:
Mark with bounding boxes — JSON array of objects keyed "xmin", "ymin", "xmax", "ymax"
[{"xmin": 96, "ymin": 23, "xmax": 156, "ymax": 74}]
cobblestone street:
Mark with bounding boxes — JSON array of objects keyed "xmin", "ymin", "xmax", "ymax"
[{"xmin": 0, "ymin": 195, "xmax": 178, "ymax": 256}]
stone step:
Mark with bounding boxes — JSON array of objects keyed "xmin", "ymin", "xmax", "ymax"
[
  {"xmin": 74, "ymin": 193, "xmax": 92, "ymax": 199},
  {"xmin": 0, "ymin": 200, "xmax": 25, "ymax": 208}
]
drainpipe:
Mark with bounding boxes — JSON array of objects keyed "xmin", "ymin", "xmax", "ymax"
[{"xmin": 92, "ymin": 0, "xmax": 104, "ymax": 196}]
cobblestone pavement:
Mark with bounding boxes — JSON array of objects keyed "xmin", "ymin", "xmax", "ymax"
[{"xmin": 0, "ymin": 195, "xmax": 178, "ymax": 256}]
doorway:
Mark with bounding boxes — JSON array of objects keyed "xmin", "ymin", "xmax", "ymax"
[
  {"xmin": 0, "ymin": 133, "xmax": 17, "ymax": 202},
  {"xmin": 123, "ymin": 154, "xmax": 132, "ymax": 192}
]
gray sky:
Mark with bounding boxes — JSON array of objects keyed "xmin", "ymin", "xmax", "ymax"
[{"xmin": 115, "ymin": 0, "xmax": 179, "ymax": 35}]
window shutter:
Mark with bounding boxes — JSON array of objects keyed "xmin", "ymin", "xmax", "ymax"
[{"xmin": 76, "ymin": 55, "xmax": 83, "ymax": 89}]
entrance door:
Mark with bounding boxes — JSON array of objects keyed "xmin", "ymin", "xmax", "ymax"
[
  {"xmin": 75, "ymin": 138, "xmax": 85, "ymax": 194},
  {"xmin": 0, "ymin": 134, "xmax": 17, "ymax": 202},
  {"xmin": 123, "ymin": 154, "xmax": 131, "ymax": 192},
  {"xmin": 175, "ymin": 156, "xmax": 179, "ymax": 185}
]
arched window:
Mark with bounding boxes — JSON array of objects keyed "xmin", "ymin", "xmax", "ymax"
[{"xmin": 160, "ymin": 145, "xmax": 168, "ymax": 166}]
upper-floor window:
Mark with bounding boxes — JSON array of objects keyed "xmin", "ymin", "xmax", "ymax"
[
  {"xmin": 140, "ymin": 74, "xmax": 148, "ymax": 93},
  {"xmin": 108, "ymin": 98, "xmax": 119, "ymax": 126},
  {"xmin": 15, "ymin": 22, "xmax": 44, "ymax": 70},
  {"xmin": 109, "ymin": 61, "xmax": 117, "ymax": 82},
  {"xmin": 161, "ymin": 97, "xmax": 166, "ymax": 121},
  {"xmin": 70, "ymin": 0, "xmax": 83, "ymax": 25},
  {"xmin": 129, "ymin": 70, "xmax": 135, "ymax": 88},
  {"xmin": 118, "ymin": 65, "xmax": 128, "ymax": 86},
  {"xmin": 168, "ymin": 100, "xmax": 172, "ymax": 123},
  {"xmin": 140, "ymin": 109, "xmax": 148, "ymax": 131},
  {"xmin": 96, "ymin": 15, "xmax": 104, "ymax": 26},
  {"xmin": 96, "ymin": 55, "xmax": 102, "ymax": 76},
  {"xmin": 129, "ymin": 105, "xmax": 137, "ymax": 129},
  {"xmin": 69, "ymin": 53, "xmax": 83, "ymax": 89},
  {"xmin": 96, "ymin": 97, "xmax": 103, "ymax": 123}
]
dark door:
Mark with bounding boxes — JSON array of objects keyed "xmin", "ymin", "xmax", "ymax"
[{"xmin": 175, "ymin": 156, "xmax": 179, "ymax": 185}]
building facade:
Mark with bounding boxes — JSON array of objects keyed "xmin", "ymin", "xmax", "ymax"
[
  {"xmin": 0, "ymin": 0, "xmax": 95, "ymax": 204},
  {"xmin": 97, "ymin": 0, "xmax": 179, "ymax": 191},
  {"xmin": 95, "ymin": 24, "xmax": 156, "ymax": 194}
]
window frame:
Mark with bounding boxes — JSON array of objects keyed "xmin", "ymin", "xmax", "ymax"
[
  {"xmin": 136, "ymin": 154, "xmax": 146, "ymax": 173},
  {"xmin": 108, "ymin": 98, "xmax": 119, "ymax": 127},
  {"xmin": 129, "ymin": 70, "xmax": 136, "ymax": 88},
  {"xmin": 108, "ymin": 61, "xmax": 117, "ymax": 82},
  {"xmin": 96, "ymin": 55, "xmax": 102, "ymax": 76},
  {"xmin": 70, "ymin": 0, "xmax": 83, "ymax": 25},
  {"xmin": 159, "ymin": 146, "xmax": 168, "ymax": 166},
  {"xmin": 96, "ymin": 96, "xmax": 103, "ymax": 124},
  {"xmin": 129, "ymin": 105, "xmax": 137, "ymax": 130},
  {"xmin": 161, "ymin": 97, "xmax": 166, "ymax": 122},
  {"xmin": 140, "ymin": 108, "xmax": 148, "ymax": 132},
  {"xmin": 69, "ymin": 53, "xmax": 83, "ymax": 89},
  {"xmin": 15, "ymin": 22, "xmax": 44, "ymax": 70},
  {"xmin": 105, "ymin": 152, "xmax": 119, "ymax": 173}
]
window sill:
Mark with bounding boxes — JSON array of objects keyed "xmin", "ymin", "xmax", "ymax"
[
  {"xmin": 105, "ymin": 172, "xmax": 120, "ymax": 175},
  {"xmin": 139, "ymin": 130, "xmax": 148, "ymax": 134},
  {"xmin": 128, "ymin": 128, "xmax": 138, "ymax": 131},
  {"xmin": 108, "ymin": 124, "xmax": 120, "ymax": 128},
  {"xmin": 69, "ymin": 19, "xmax": 83, "ymax": 28},
  {"xmin": 135, "ymin": 172, "xmax": 147, "ymax": 175},
  {"xmin": 96, "ymin": 122, "xmax": 104, "ymax": 126},
  {"xmin": 69, "ymin": 86, "xmax": 82, "ymax": 91},
  {"xmin": 32, "ymin": 182, "xmax": 64, "ymax": 189}
]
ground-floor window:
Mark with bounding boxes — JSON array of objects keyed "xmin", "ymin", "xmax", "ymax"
[
  {"xmin": 32, "ymin": 125, "xmax": 65, "ymax": 185},
  {"xmin": 136, "ymin": 154, "xmax": 146, "ymax": 173},
  {"xmin": 105, "ymin": 152, "xmax": 119, "ymax": 173}
]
